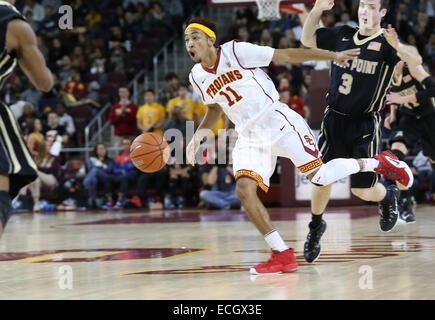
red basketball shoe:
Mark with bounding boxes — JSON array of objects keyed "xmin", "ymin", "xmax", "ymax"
[
  {"xmin": 374, "ymin": 151, "xmax": 414, "ymax": 188},
  {"xmin": 250, "ymin": 248, "xmax": 298, "ymax": 275}
]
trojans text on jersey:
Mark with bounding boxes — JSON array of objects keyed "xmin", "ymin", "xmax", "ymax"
[{"xmin": 206, "ymin": 70, "xmax": 243, "ymax": 98}]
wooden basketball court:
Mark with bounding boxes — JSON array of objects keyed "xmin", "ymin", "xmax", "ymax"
[{"xmin": 0, "ymin": 205, "xmax": 434, "ymax": 300}]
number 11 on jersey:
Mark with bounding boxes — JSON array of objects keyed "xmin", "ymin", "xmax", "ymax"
[{"xmin": 219, "ymin": 86, "xmax": 243, "ymax": 106}]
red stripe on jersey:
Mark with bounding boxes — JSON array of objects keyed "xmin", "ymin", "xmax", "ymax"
[
  {"xmin": 274, "ymin": 109, "xmax": 319, "ymax": 158},
  {"xmin": 201, "ymin": 47, "xmax": 222, "ymax": 74},
  {"xmin": 232, "ymin": 40, "xmax": 255, "ymax": 71},
  {"xmin": 190, "ymin": 71, "xmax": 205, "ymax": 101},
  {"xmin": 251, "ymin": 71, "xmax": 274, "ymax": 104}
]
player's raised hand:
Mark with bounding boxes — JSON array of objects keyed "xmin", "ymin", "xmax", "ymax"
[
  {"xmin": 333, "ymin": 48, "xmax": 360, "ymax": 67},
  {"xmin": 314, "ymin": 0, "xmax": 334, "ymax": 11},
  {"xmin": 383, "ymin": 25, "xmax": 400, "ymax": 50}
]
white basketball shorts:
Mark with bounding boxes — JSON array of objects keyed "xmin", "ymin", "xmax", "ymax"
[{"xmin": 232, "ymin": 102, "xmax": 323, "ymax": 192}]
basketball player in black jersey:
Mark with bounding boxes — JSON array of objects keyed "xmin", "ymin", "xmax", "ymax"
[
  {"xmin": 0, "ymin": 0, "xmax": 53, "ymax": 237},
  {"xmin": 301, "ymin": 0, "xmax": 422, "ymax": 262},
  {"xmin": 385, "ymin": 63, "xmax": 435, "ymax": 222}
]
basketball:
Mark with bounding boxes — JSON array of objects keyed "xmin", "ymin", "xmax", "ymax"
[{"xmin": 130, "ymin": 132, "xmax": 170, "ymax": 173}]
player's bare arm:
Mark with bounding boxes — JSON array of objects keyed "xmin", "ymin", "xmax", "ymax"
[
  {"xmin": 272, "ymin": 48, "xmax": 360, "ymax": 67},
  {"xmin": 301, "ymin": 0, "xmax": 334, "ymax": 48},
  {"xmin": 408, "ymin": 64, "xmax": 430, "ymax": 83},
  {"xmin": 384, "ymin": 104, "xmax": 398, "ymax": 129},
  {"xmin": 186, "ymin": 103, "xmax": 222, "ymax": 165},
  {"xmin": 6, "ymin": 19, "xmax": 53, "ymax": 92},
  {"xmin": 386, "ymin": 92, "xmax": 416, "ymax": 105},
  {"xmin": 383, "ymin": 25, "xmax": 422, "ymax": 67}
]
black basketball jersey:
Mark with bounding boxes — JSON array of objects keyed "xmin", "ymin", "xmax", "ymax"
[
  {"xmin": 316, "ymin": 25, "xmax": 400, "ymax": 117},
  {"xmin": 0, "ymin": 1, "xmax": 25, "ymax": 90},
  {"xmin": 391, "ymin": 65, "xmax": 435, "ymax": 118}
]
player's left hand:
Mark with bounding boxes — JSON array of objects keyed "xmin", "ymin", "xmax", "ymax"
[
  {"xmin": 333, "ymin": 48, "xmax": 360, "ymax": 67},
  {"xmin": 383, "ymin": 25, "xmax": 399, "ymax": 50},
  {"xmin": 386, "ymin": 92, "xmax": 406, "ymax": 105}
]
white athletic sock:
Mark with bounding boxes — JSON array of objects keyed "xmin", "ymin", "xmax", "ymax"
[
  {"xmin": 360, "ymin": 158, "xmax": 380, "ymax": 172},
  {"xmin": 264, "ymin": 229, "xmax": 288, "ymax": 252}
]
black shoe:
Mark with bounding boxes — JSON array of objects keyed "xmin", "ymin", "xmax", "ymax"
[
  {"xmin": 379, "ymin": 185, "xmax": 400, "ymax": 232},
  {"xmin": 399, "ymin": 196, "xmax": 416, "ymax": 224},
  {"xmin": 304, "ymin": 220, "xmax": 327, "ymax": 263}
]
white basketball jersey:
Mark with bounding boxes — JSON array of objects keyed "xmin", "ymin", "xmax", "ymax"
[{"xmin": 189, "ymin": 40, "xmax": 279, "ymax": 133}]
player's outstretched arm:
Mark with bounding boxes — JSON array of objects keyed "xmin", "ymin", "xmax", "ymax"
[
  {"xmin": 273, "ymin": 48, "xmax": 360, "ymax": 67},
  {"xmin": 7, "ymin": 19, "xmax": 53, "ymax": 92},
  {"xmin": 301, "ymin": 0, "xmax": 334, "ymax": 48},
  {"xmin": 408, "ymin": 64, "xmax": 431, "ymax": 83},
  {"xmin": 186, "ymin": 103, "xmax": 222, "ymax": 166},
  {"xmin": 383, "ymin": 25, "xmax": 422, "ymax": 67}
]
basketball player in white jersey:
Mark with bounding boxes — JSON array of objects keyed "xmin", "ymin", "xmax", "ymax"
[{"xmin": 185, "ymin": 18, "xmax": 413, "ymax": 274}]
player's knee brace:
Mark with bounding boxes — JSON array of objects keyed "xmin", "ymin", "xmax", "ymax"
[
  {"xmin": 0, "ymin": 191, "xmax": 12, "ymax": 228},
  {"xmin": 391, "ymin": 149, "xmax": 406, "ymax": 161}
]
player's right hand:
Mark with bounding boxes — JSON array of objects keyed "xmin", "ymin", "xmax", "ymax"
[
  {"xmin": 186, "ymin": 137, "xmax": 200, "ymax": 166},
  {"xmin": 314, "ymin": 0, "xmax": 334, "ymax": 11},
  {"xmin": 333, "ymin": 48, "xmax": 360, "ymax": 67}
]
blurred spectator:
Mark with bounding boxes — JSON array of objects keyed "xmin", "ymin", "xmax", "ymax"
[
  {"xmin": 62, "ymin": 69, "xmax": 86, "ymax": 103},
  {"xmin": 85, "ymin": 7, "xmax": 102, "ymax": 29},
  {"xmin": 39, "ymin": 4, "xmax": 58, "ymax": 39},
  {"xmin": 123, "ymin": 0, "xmax": 149, "ymax": 9},
  {"xmin": 20, "ymin": 84, "xmax": 41, "ymax": 108},
  {"xmin": 131, "ymin": 168, "xmax": 169, "ymax": 209},
  {"xmin": 48, "ymin": 38, "xmax": 66, "ymax": 72},
  {"xmin": 27, "ymin": 140, "xmax": 61, "ymax": 212},
  {"xmin": 237, "ymin": 26, "xmax": 250, "ymax": 42},
  {"xmin": 123, "ymin": 10, "xmax": 143, "ymax": 42},
  {"xmin": 102, "ymin": 138, "xmax": 139, "ymax": 209},
  {"xmin": 23, "ymin": 0, "xmax": 45, "ymax": 23},
  {"xmin": 259, "ymin": 29, "xmax": 273, "ymax": 47},
  {"xmin": 108, "ymin": 46, "xmax": 130, "ymax": 74},
  {"xmin": 166, "ymin": 83, "xmax": 198, "ymax": 121},
  {"xmin": 108, "ymin": 25, "xmax": 131, "ymax": 52},
  {"xmin": 18, "ymin": 102, "xmax": 37, "ymax": 136},
  {"xmin": 335, "ymin": 12, "xmax": 358, "ymax": 28},
  {"xmin": 412, "ymin": 150, "xmax": 435, "ymax": 202},
  {"xmin": 27, "ymin": 118, "xmax": 44, "ymax": 158},
  {"xmin": 108, "ymin": 86, "xmax": 138, "ymax": 147},
  {"xmin": 43, "ymin": 111, "xmax": 69, "ymax": 145},
  {"xmin": 56, "ymin": 103, "xmax": 76, "ymax": 139},
  {"xmin": 199, "ymin": 164, "xmax": 240, "ymax": 209},
  {"xmin": 136, "ymin": 89, "xmax": 166, "ymax": 136},
  {"xmin": 426, "ymin": 34, "xmax": 435, "ymax": 60},
  {"xmin": 159, "ymin": 72, "xmax": 179, "ymax": 107},
  {"xmin": 70, "ymin": 46, "xmax": 88, "ymax": 74},
  {"xmin": 279, "ymin": 86, "xmax": 309, "ymax": 121},
  {"xmin": 83, "ymin": 143, "xmax": 114, "ymax": 209},
  {"xmin": 57, "ymin": 55, "xmax": 73, "ymax": 83},
  {"xmin": 89, "ymin": 48, "xmax": 106, "ymax": 75},
  {"xmin": 167, "ymin": 163, "xmax": 195, "ymax": 208},
  {"xmin": 163, "ymin": 106, "xmax": 187, "ymax": 137},
  {"xmin": 149, "ymin": 1, "xmax": 172, "ymax": 32}
]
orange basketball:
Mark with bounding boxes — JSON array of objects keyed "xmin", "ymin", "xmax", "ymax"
[{"xmin": 130, "ymin": 133, "xmax": 170, "ymax": 173}]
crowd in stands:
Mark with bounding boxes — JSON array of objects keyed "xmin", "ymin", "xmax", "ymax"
[{"xmin": 10, "ymin": 0, "xmax": 435, "ymax": 211}]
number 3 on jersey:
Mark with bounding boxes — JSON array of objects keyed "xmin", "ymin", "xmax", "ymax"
[
  {"xmin": 219, "ymin": 86, "xmax": 242, "ymax": 107},
  {"xmin": 339, "ymin": 73, "xmax": 353, "ymax": 95}
]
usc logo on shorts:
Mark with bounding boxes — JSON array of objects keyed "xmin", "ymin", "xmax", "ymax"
[{"xmin": 304, "ymin": 135, "xmax": 314, "ymax": 146}]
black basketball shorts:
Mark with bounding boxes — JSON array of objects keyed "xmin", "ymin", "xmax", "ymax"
[
  {"xmin": 317, "ymin": 108, "xmax": 382, "ymax": 189},
  {"xmin": 0, "ymin": 102, "xmax": 37, "ymax": 199}
]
